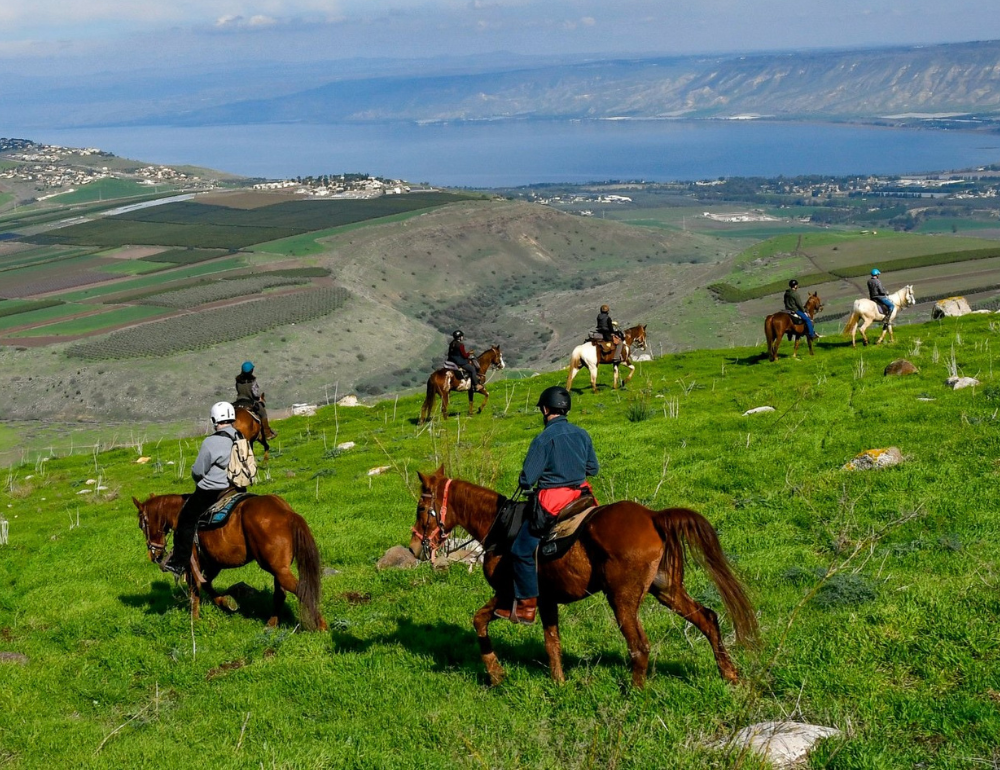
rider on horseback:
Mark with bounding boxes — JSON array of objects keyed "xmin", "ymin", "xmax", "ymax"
[
  {"xmin": 447, "ymin": 331, "xmax": 480, "ymax": 391},
  {"xmin": 496, "ymin": 386, "xmax": 599, "ymax": 625},
  {"xmin": 235, "ymin": 361, "xmax": 276, "ymax": 439},
  {"xmin": 596, "ymin": 304, "xmax": 625, "ymax": 363},
  {"xmin": 783, "ymin": 280, "xmax": 820, "ymax": 340},
  {"xmin": 867, "ymin": 269, "xmax": 894, "ymax": 326},
  {"xmin": 161, "ymin": 402, "xmax": 239, "ymax": 578}
]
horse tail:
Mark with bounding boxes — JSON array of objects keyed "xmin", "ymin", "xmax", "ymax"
[
  {"xmin": 655, "ymin": 508, "xmax": 759, "ymax": 647},
  {"xmin": 291, "ymin": 514, "xmax": 323, "ymax": 631},
  {"xmin": 843, "ymin": 309, "xmax": 860, "ymax": 335},
  {"xmin": 420, "ymin": 377, "xmax": 436, "ymax": 422}
]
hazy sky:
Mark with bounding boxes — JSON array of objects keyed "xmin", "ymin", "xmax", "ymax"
[{"xmin": 3, "ymin": 0, "xmax": 1000, "ymax": 73}]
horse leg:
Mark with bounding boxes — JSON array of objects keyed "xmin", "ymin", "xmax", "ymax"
[
  {"xmin": 612, "ymin": 364, "xmax": 620, "ymax": 390},
  {"xmin": 201, "ymin": 565, "xmax": 238, "ymax": 612},
  {"xmin": 859, "ymin": 318, "xmax": 871, "ymax": 347},
  {"xmin": 440, "ymin": 389, "xmax": 450, "ymax": 420},
  {"xmin": 650, "ymin": 577, "xmax": 739, "ymax": 683},
  {"xmin": 540, "ymin": 599, "xmax": 565, "ymax": 683},
  {"xmin": 605, "ymin": 589, "xmax": 651, "ymax": 688},
  {"xmin": 623, "ymin": 362, "xmax": 635, "ymax": 387},
  {"xmin": 268, "ymin": 567, "xmax": 299, "ymax": 628},
  {"xmin": 477, "ymin": 388, "xmax": 489, "ymax": 415},
  {"xmin": 589, "ymin": 363, "xmax": 599, "ymax": 394},
  {"xmin": 566, "ymin": 364, "xmax": 579, "ymax": 392},
  {"xmin": 472, "ymin": 596, "xmax": 506, "ymax": 685}
]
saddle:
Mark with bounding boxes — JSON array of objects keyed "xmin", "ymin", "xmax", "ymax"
[
  {"xmin": 443, "ymin": 360, "xmax": 468, "ymax": 378},
  {"xmin": 197, "ymin": 490, "xmax": 253, "ymax": 530},
  {"xmin": 233, "ymin": 398, "xmax": 262, "ymax": 421},
  {"xmin": 484, "ymin": 495, "xmax": 600, "ymax": 561}
]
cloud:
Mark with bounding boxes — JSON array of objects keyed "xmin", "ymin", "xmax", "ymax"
[{"xmin": 215, "ymin": 14, "xmax": 279, "ymax": 29}]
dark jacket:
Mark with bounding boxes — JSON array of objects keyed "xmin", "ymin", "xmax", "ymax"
[
  {"xmin": 868, "ymin": 276, "xmax": 888, "ymax": 299},
  {"xmin": 783, "ymin": 288, "xmax": 806, "ymax": 314},
  {"xmin": 235, "ymin": 372, "xmax": 260, "ymax": 401},
  {"xmin": 448, "ymin": 339, "xmax": 472, "ymax": 365},
  {"xmin": 519, "ymin": 416, "xmax": 599, "ymax": 490},
  {"xmin": 596, "ymin": 311, "xmax": 614, "ymax": 337}
]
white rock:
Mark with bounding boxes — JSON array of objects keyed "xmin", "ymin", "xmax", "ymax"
[
  {"xmin": 946, "ymin": 376, "xmax": 980, "ymax": 390},
  {"xmin": 972, "ymin": 309, "xmax": 993, "ymax": 314},
  {"xmin": 85, "ymin": 479, "xmax": 97, "ymax": 485},
  {"xmin": 77, "ymin": 489, "xmax": 92, "ymax": 495},
  {"xmin": 336, "ymin": 442, "xmax": 356, "ymax": 451},
  {"xmin": 932, "ymin": 296, "xmax": 972, "ymax": 319},
  {"xmin": 292, "ymin": 403, "xmax": 317, "ymax": 416},
  {"xmin": 632, "ymin": 353, "xmax": 652, "ymax": 362},
  {"xmin": 337, "ymin": 395, "xmax": 361, "ymax": 407},
  {"xmin": 717, "ymin": 721, "xmax": 841, "ymax": 768},
  {"xmin": 743, "ymin": 406, "xmax": 776, "ymax": 416},
  {"xmin": 367, "ymin": 466, "xmax": 391, "ymax": 476},
  {"xmin": 916, "ymin": 397, "xmax": 936, "ymax": 402}
]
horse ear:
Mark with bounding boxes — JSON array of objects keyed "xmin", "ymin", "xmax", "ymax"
[
  {"xmin": 132, "ymin": 496, "xmax": 142, "ymax": 511},
  {"xmin": 435, "ymin": 464, "xmax": 445, "ymax": 477}
]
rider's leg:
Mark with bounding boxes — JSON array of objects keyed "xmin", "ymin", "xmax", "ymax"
[
  {"xmin": 798, "ymin": 312, "xmax": 817, "ymax": 339},
  {"xmin": 878, "ymin": 298, "xmax": 895, "ymax": 327},
  {"xmin": 464, "ymin": 362, "xmax": 480, "ymax": 390},
  {"xmin": 496, "ymin": 520, "xmax": 541, "ymax": 623},
  {"xmin": 162, "ymin": 487, "xmax": 218, "ymax": 574},
  {"xmin": 258, "ymin": 402, "xmax": 277, "ymax": 439}
]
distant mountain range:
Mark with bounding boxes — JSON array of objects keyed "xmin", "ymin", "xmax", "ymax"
[{"xmin": 136, "ymin": 40, "xmax": 1000, "ymax": 128}]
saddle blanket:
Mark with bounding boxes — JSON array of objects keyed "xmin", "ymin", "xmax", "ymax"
[{"xmin": 198, "ymin": 491, "xmax": 253, "ymax": 529}]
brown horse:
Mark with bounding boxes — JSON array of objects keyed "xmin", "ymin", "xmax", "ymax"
[
  {"xmin": 409, "ymin": 467, "xmax": 758, "ymax": 687},
  {"xmin": 234, "ymin": 405, "xmax": 270, "ymax": 460},
  {"xmin": 764, "ymin": 293, "xmax": 823, "ymax": 361},
  {"xmin": 419, "ymin": 345, "xmax": 506, "ymax": 423},
  {"xmin": 132, "ymin": 493, "xmax": 326, "ymax": 631},
  {"xmin": 622, "ymin": 323, "xmax": 647, "ymax": 352}
]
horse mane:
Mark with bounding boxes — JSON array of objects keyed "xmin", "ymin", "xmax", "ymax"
[{"xmin": 143, "ymin": 493, "xmax": 185, "ymax": 526}]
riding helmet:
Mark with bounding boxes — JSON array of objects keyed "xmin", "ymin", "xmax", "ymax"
[
  {"xmin": 537, "ymin": 386, "xmax": 571, "ymax": 413},
  {"xmin": 871, "ymin": 268, "xmax": 881, "ymax": 276},
  {"xmin": 452, "ymin": 330, "xmax": 464, "ymax": 339},
  {"xmin": 211, "ymin": 401, "xmax": 236, "ymax": 424},
  {"xmin": 241, "ymin": 361, "xmax": 254, "ymax": 373},
  {"xmin": 789, "ymin": 279, "xmax": 798, "ymax": 288}
]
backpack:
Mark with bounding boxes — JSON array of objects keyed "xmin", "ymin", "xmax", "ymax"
[{"xmin": 216, "ymin": 430, "xmax": 257, "ymax": 488}]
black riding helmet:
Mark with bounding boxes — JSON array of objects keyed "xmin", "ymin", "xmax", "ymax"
[
  {"xmin": 789, "ymin": 279, "xmax": 799, "ymax": 288},
  {"xmin": 453, "ymin": 330, "xmax": 464, "ymax": 339},
  {"xmin": 537, "ymin": 385, "xmax": 571, "ymax": 413}
]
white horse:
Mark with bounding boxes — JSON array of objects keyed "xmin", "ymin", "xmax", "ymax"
[
  {"xmin": 566, "ymin": 340, "xmax": 633, "ymax": 393},
  {"xmin": 844, "ymin": 285, "xmax": 917, "ymax": 347}
]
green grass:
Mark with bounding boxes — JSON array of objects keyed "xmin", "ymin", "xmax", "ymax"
[
  {"xmin": 7, "ymin": 305, "xmax": 168, "ymax": 337},
  {"xmin": 48, "ymin": 179, "xmax": 170, "ymax": 205},
  {"xmin": 2, "ymin": 314, "xmax": 999, "ymax": 767},
  {"xmin": 0, "ymin": 302, "xmax": 91, "ymax": 331},
  {"xmin": 95, "ymin": 260, "xmax": 171, "ymax": 276},
  {"xmin": 251, "ymin": 209, "xmax": 444, "ymax": 256}
]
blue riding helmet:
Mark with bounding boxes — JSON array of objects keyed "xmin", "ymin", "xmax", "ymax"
[
  {"xmin": 241, "ymin": 361, "xmax": 254, "ymax": 373},
  {"xmin": 871, "ymin": 269, "xmax": 881, "ymax": 276}
]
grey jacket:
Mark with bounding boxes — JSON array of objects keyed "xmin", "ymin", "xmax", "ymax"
[
  {"xmin": 868, "ymin": 276, "xmax": 888, "ymax": 299},
  {"xmin": 191, "ymin": 425, "xmax": 237, "ymax": 491}
]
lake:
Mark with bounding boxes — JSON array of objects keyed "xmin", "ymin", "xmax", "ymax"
[{"xmin": 15, "ymin": 120, "xmax": 1000, "ymax": 187}]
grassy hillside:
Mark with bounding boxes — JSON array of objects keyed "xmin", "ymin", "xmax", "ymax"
[{"xmin": 2, "ymin": 314, "xmax": 999, "ymax": 768}]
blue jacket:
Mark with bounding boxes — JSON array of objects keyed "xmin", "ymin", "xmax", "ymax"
[{"xmin": 519, "ymin": 416, "xmax": 599, "ymax": 490}]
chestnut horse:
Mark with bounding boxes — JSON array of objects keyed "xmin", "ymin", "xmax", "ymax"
[
  {"xmin": 622, "ymin": 323, "xmax": 647, "ymax": 352},
  {"xmin": 419, "ymin": 345, "xmax": 505, "ymax": 423},
  {"xmin": 409, "ymin": 468, "xmax": 758, "ymax": 687},
  {"xmin": 764, "ymin": 292, "xmax": 823, "ymax": 361},
  {"xmin": 234, "ymin": 405, "xmax": 270, "ymax": 460},
  {"xmin": 132, "ymin": 493, "xmax": 326, "ymax": 631}
]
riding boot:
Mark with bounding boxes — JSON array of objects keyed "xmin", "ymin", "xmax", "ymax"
[{"xmin": 495, "ymin": 597, "xmax": 537, "ymax": 624}]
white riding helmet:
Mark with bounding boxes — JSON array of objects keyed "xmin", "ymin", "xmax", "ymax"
[{"xmin": 210, "ymin": 401, "xmax": 236, "ymax": 424}]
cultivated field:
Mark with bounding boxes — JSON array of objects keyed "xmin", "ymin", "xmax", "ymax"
[{"xmin": 2, "ymin": 314, "xmax": 999, "ymax": 768}]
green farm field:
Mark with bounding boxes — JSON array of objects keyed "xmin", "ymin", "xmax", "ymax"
[
  {"xmin": 1, "ymin": 314, "xmax": 999, "ymax": 768},
  {"xmin": 7, "ymin": 305, "xmax": 168, "ymax": 338}
]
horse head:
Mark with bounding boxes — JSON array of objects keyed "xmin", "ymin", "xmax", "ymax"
[
  {"xmin": 625, "ymin": 324, "xmax": 647, "ymax": 350},
  {"xmin": 903, "ymin": 285, "xmax": 916, "ymax": 307},
  {"xmin": 132, "ymin": 495, "xmax": 170, "ymax": 564},
  {"xmin": 806, "ymin": 292, "xmax": 824, "ymax": 317},
  {"xmin": 411, "ymin": 466, "xmax": 451, "ymax": 560}
]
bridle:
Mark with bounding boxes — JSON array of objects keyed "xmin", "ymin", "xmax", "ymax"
[
  {"xmin": 138, "ymin": 508, "xmax": 167, "ymax": 563},
  {"xmin": 412, "ymin": 478, "xmax": 453, "ymax": 561},
  {"xmin": 478, "ymin": 348, "xmax": 505, "ymax": 385}
]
